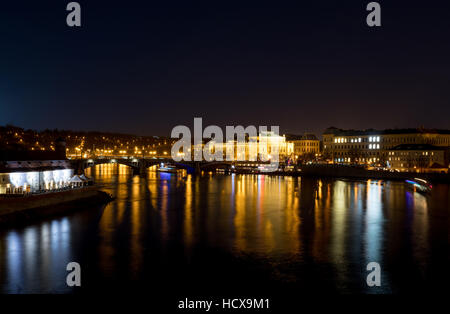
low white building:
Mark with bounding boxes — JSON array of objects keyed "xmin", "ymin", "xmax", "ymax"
[{"xmin": 0, "ymin": 160, "xmax": 74, "ymax": 194}]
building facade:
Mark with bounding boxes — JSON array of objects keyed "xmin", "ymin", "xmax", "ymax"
[
  {"xmin": 0, "ymin": 137, "xmax": 77, "ymax": 194},
  {"xmin": 387, "ymin": 144, "xmax": 448, "ymax": 173},
  {"xmin": 322, "ymin": 127, "xmax": 450, "ymax": 171},
  {"xmin": 0, "ymin": 161, "xmax": 74, "ymax": 194},
  {"xmin": 287, "ymin": 133, "xmax": 320, "ymax": 159},
  {"xmin": 190, "ymin": 131, "xmax": 293, "ymax": 162}
]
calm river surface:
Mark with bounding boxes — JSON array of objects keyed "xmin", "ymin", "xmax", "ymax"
[{"xmin": 1, "ymin": 164, "xmax": 449, "ymax": 296}]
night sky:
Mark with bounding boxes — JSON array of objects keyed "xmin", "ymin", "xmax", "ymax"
[{"xmin": 1, "ymin": 1, "xmax": 449, "ymax": 136}]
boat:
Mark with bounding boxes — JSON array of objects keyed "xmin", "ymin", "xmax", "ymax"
[
  {"xmin": 405, "ymin": 178, "xmax": 432, "ymax": 194},
  {"xmin": 157, "ymin": 163, "xmax": 177, "ymax": 173}
]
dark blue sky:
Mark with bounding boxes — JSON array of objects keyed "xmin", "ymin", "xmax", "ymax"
[{"xmin": 1, "ymin": 0, "xmax": 449, "ymax": 136}]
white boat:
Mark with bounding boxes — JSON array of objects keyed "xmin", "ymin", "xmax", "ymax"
[
  {"xmin": 157, "ymin": 163, "xmax": 177, "ymax": 173},
  {"xmin": 405, "ymin": 178, "xmax": 432, "ymax": 194}
]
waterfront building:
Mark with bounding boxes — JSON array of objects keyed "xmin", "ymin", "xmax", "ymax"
[
  {"xmin": 0, "ymin": 162, "xmax": 74, "ymax": 194},
  {"xmin": 322, "ymin": 127, "xmax": 450, "ymax": 171},
  {"xmin": 191, "ymin": 131, "xmax": 293, "ymax": 161},
  {"xmin": 387, "ymin": 144, "xmax": 448, "ymax": 173},
  {"xmin": 287, "ymin": 133, "xmax": 320, "ymax": 159},
  {"xmin": 250, "ymin": 131, "xmax": 293, "ymax": 161},
  {"xmin": 0, "ymin": 137, "xmax": 75, "ymax": 194}
]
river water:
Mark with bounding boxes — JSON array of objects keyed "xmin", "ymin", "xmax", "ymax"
[{"xmin": 0, "ymin": 164, "xmax": 449, "ymax": 296}]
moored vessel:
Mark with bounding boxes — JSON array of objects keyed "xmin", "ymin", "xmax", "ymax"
[{"xmin": 405, "ymin": 177, "xmax": 432, "ymax": 194}]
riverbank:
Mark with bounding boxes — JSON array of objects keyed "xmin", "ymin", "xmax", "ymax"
[
  {"xmin": 299, "ymin": 164, "xmax": 450, "ymax": 183},
  {"xmin": 0, "ymin": 186, "xmax": 113, "ymax": 225},
  {"xmin": 229, "ymin": 164, "xmax": 450, "ymax": 182}
]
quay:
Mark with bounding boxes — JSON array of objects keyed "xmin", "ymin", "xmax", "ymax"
[
  {"xmin": 298, "ymin": 164, "xmax": 450, "ymax": 183},
  {"xmin": 0, "ymin": 138, "xmax": 112, "ymax": 225},
  {"xmin": 0, "ymin": 186, "xmax": 112, "ymax": 224},
  {"xmin": 71, "ymin": 156, "xmax": 450, "ymax": 183}
]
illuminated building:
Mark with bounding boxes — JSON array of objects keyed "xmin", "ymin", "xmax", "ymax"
[
  {"xmin": 0, "ymin": 162, "xmax": 74, "ymax": 194},
  {"xmin": 0, "ymin": 137, "xmax": 76, "ymax": 194},
  {"xmin": 322, "ymin": 127, "xmax": 450, "ymax": 170},
  {"xmin": 250, "ymin": 131, "xmax": 293, "ymax": 161},
  {"xmin": 387, "ymin": 144, "xmax": 448, "ymax": 173},
  {"xmin": 194, "ymin": 131, "xmax": 293, "ymax": 161},
  {"xmin": 286, "ymin": 133, "xmax": 320, "ymax": 159}
]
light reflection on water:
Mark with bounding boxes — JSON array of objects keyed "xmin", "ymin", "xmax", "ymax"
[
  {"xmin": 0, "ymin": 164, "xmax": 448, "ymax": 294},
  {"xmin": 1, "ymin": 219, "xmax": 72, "ymax": 293}
]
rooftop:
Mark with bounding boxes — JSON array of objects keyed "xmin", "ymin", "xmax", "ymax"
[
  {"xmin": 285, "ymin": 133, "xmax": 319, "ymax": 141},
  {"xmin": 0, "ymin": 160, "xmax": 72, "ymax": 173},
  {"xmin": 301, "ymin": 134, "xmax": 318, "ymax": 141},
  {"xmin": 323, "ymin": 127, "xmax": 450, "ymax": 136},
  {"xmin": 389, "ymin": 144, "xmax": 447, "ymax": 151}
]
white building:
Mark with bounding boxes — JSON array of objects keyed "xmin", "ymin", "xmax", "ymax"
[{"xmin": 0, "ymin": 161, "xmax": 74, "ymax": 194}]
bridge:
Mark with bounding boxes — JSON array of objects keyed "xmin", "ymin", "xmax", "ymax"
[{"xmin": 70, "ymin": 157, "xmax": 235, "ymax": 175}]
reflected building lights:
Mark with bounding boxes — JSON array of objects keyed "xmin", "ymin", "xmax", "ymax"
[
  {"xmin": 0, "ymin": 167, "xmax": 440, "ymax": 294},
  {"xmin": 365, "ymin": 180, "xmax": 383, "ymax": 264},
  {"xmin": 184, "ymin": 176, "xmax": 193, "ymax": 250}
]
